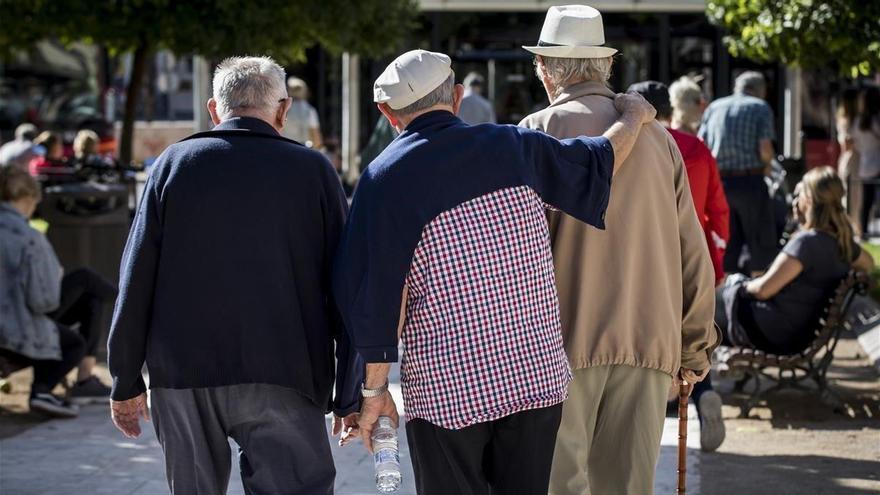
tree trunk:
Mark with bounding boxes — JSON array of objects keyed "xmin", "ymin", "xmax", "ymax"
[{"xmin": 119, "ymin": 42, "xmax": 150, "ymax": 167}]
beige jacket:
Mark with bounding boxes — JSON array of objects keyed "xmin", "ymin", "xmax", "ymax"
[{"xmin": 520, "ymin": 81, "xmax": 719, "ymax": 375}]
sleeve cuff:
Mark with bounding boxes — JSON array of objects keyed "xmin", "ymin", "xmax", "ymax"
[
  {"xmin": 333, "ymin": 397, "xmax": 362, "ymax": 417},
  {"xmin": 110, "ymin": 375, "xmax": 147, "ymax": 401},
  {"xmin": 355, "ymin": 345, "xmax": 399, "ymax": 363}
]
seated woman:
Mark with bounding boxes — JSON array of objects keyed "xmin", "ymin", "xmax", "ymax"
[
  {"xmin": 0, "ymin": 168, "xmax": 116, "ymax": 415},
  {"xmin": 721, "ymin": 166, "xmax": 875, "ymax": 355},
  {"xmin": 0, "ymin": 167, "xmax": 84, "ymax": 417}
]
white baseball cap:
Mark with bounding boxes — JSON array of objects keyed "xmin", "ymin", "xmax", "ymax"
[{"xmin": 373, "ymin": 50, "xmax": 453, "ymax": 110}]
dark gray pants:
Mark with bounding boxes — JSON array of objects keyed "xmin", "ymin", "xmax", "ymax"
[
  {"xmin": 150, "ymin": 384, "xmax": 334, "ymax": 495},
  {"xmin": 722, "ymin": 175, "xmax": 779, "ymax": 274}
]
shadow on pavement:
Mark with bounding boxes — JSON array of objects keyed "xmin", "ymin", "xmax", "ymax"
[{"xmin": 693, "ymin": 449, "xmax": 880, "ymax": 495}]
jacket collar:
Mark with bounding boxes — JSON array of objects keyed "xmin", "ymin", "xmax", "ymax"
[
  {"xmin": 0, "ymin": 202, "xmax": 27, "ymax": 223},
  {"xmin": 550, "ymin": 81, "xmax": 615, "ymax": 108},
  {"xmin": 212, "ymin": 116, "xmax": 280, "ymax": 136},
  {"xmin": 403, "ymin": 110, "xmax": 461, "ymax": 134}
]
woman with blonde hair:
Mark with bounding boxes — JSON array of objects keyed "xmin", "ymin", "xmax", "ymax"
[
  {"xmin": 669, "ymin": 75, "xmax": 706, "ymax": 135},
  {"xmin": 720, "ymin": 166, "xmax": 874, "ymax": 355},
  {"xmin": 73, "ymin": 129, "xmax": 99, "ymax": 160}
]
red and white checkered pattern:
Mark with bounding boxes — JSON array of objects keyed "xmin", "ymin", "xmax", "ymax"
[{"xmin": 401, "ymin": 186, "xmax": 572, "ymax": 430}]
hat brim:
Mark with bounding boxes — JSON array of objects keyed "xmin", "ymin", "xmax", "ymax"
[{"xmin": 523, "ymin": 45, "xmax": 617, "ymax": 58}]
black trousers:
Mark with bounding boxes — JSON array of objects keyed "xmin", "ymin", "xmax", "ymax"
[
  {"xmin": 722, "ymin": 175, "xmax": 779, "ymax": 274},
  {"xmin": 49, "ymin": 268, "xmax": 116, "ymax": 356},
  {"xmin": 29, "ymin": 324, "xmax": 86, "ymax": 396},
  {"xmin": 406, "ymin": 404, "xmax": 563, "ymax": 495}
]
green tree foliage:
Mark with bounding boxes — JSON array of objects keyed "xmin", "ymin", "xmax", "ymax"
[
  {"xmin": 0, "ymin": 0, "xmax": 417, "ymax": 164},
  {"xmin": 706, "ymin": 0, "xmax": 880, "ymax": 78}
]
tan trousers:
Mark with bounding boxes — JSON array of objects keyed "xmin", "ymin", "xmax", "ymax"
[{"xmin": 549, "ymin": 365, "xmax": 672, "ymax": 495}]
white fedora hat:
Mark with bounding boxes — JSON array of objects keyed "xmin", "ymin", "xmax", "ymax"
[{"xmin": 523, "ymin": 5, "xmax": 617, "ymax": 59}]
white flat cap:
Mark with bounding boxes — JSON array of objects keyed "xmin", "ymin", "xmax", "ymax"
[{"xmin": 373, "ymin": 50, "xmax": 453, "ymax": 110}]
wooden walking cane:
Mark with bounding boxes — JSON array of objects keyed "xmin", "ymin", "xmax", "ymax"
[{"xmin": 676, "ymin": 378, "xmax": 689, "ymax": 494}]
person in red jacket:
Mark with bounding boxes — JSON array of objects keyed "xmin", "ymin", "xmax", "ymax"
[
  {"xmin": 630, "ymin": 80, "xmax": 729, "ymax": 453},
  {"xmin": 630, "ymin": 80, "xmax": 730, "ymax": 285}
]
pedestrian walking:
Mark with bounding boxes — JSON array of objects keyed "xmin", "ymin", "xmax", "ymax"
[
  {"xmin": 283, "ymin": 76, "xmax": 323, "ymax": 149},
  {"xmin": 332, "ymin": 48, "xmax": 656, "ymax": 495},
  {"xmin": 519, "ymin": 6, "xmax": 719, "ymax": 493},
  {"xmin": 108, "ymin": 56, "xmax": 358, "ymax": 494},
  {"xmin": 836, "ymin": 88, "xmax": 862, "ymax": 235},
  {"xmin": 458, "ymin": 72, "xmax": 496, "ymax": 124},
  {"xmin": 853, "ymin": 86, "xmax": 880, "ymax": 236},
  {"xmin": 699, "ymin": 71, "xmax": 778, "ymax": 274}
]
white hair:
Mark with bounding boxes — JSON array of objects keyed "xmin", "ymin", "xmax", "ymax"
[
  {"xmin": 537, "ymin": 56, "xmax": 613, "ymax": 98},
  {"xmin": 392, "ymin": 74, "xmax": 456, "ymax": 117},
  {"xmin": 669, "ymin": 76, "xmax": 704, "ymax": 131},
  {"xmin": 212, "ymin": 56, "xmax": 288, "ymax": 119},
  {"xmin": 734, "ymin": 71, "xmax": 766, "ymax": 97}
]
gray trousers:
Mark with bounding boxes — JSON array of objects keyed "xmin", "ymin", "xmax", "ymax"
[{"xmin": 150, "ymin": 384, "xmax": 334, "ymax": 495}]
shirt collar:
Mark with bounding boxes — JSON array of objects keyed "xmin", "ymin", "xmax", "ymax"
[
  {"xmin": 213, "ymin": 116, "xmax": 280, "ymax": 136},
  {"xmin": 402, "ymin": 110, "xmax": 462, "ymax": 134},
  {"xmin": 550, "ymin": 81, "xmax": 616, "ymax": 108}
]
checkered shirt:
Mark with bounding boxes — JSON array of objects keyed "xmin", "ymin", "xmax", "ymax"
[
  {"xmin": 698, "ymin": 94, "xmax": 775, "ymax": 172},
  {"xmin": 400, "ymin": 186, "xmax": 571, "ymax": 430}
]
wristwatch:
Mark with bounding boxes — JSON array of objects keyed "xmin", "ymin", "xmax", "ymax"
[{"xmin": 361, "ymin": 380, "xmax": 389, "ymax": 398}]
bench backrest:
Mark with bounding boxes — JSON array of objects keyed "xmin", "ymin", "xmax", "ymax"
[{"xmin": 802, "ymin": 271, "xmax": 869, "ymax": 359}]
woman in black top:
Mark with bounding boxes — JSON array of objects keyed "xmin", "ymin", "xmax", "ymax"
[{"xmin": 722, "ymin": 166, "xmax": 874, "ymax": 355}]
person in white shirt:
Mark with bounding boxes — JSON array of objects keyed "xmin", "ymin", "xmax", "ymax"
[
  {"xmin": 458, "ymin": 72, "xmax": 496, "ymax": 125},
  {"xmin": 283, "ymin": 77, "xmax": 323, "ymax": 149}
]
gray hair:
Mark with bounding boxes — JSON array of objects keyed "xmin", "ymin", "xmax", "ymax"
[
  {"xmin": 734, "ymin": 71, "xmax": 766, "ymax": 97},
  {"xmin": 393, "ymin": 73, "xmax": 456, "ymax": 117},
  {"xmin": 537, "ymin": 56, "xmax": 613, "ymax": 97},
  {"xmin": 212, "ymin": 56, "xmax": 288, "ymax": 119},
  {"xmin": 669, "ymin": 76, "xmax": 704, "ymax": 131}
]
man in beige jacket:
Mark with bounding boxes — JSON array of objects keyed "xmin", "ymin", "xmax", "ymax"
[{"xmin": 519, "ymin": 6, "xmax": 719, "ymax": 494}]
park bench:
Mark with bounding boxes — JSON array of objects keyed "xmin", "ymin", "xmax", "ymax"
[{"xmin": 716, "ymin": 270, "xmax": 871, "ymax": 417}]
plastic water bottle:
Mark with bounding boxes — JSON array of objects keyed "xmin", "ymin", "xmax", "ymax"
[{"xmin": 372, "ymin": 416, "xmax": 402, "ymax": 492}]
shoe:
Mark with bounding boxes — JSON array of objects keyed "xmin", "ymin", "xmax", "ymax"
[
  {"xmin": 69, "ymin": 376, "xmax": 111, "ymax": 404},
  {"xmin": 698, "ymin": 390, "xmax": 726, "ymax": 452},
  {"xmin": 30, "ymin": 393, "xmax": 79, "ymax": 418}
]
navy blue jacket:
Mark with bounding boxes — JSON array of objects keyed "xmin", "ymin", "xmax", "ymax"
[
  {"xmin": 108, "ymin": 117, "xmax": 361, "ymax": 415},
  {"xmin": 332, "ymin": 111, "xmax": 614, "ymax": 367}
]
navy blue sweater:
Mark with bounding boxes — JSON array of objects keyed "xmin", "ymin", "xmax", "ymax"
[
  {"xmin": 333, "ymin": 111, "xmax": 613, "ymax": 368},
  {"xmin": 108, "ymin": 117, "xmax": 361, "ymax": 415}
]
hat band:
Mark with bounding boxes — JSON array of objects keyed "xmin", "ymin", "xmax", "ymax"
[{"xmin": 538, "ymin": 40, "xmax": 564, "ymax": 47}]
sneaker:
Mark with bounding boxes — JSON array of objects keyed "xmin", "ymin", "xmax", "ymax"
[
  {"xmin": 69, "ymin": 376, "xmax": 111, "ymax": 404},
  {"xmin": 30, "ymin": 393, "xmax": 79, "ymax": 418},
  {"xmin": 698, "ymin": 390, "xmax": 726, "ymax": 452}
]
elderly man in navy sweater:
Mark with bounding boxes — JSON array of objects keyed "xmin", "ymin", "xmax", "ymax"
[
  {"xmin": 333, "ymin": 50, "xmax": 655, "ymax": 495},
  {"xmin": 107, "ymin": 56, "xmax": 358, "ymax": 494}
]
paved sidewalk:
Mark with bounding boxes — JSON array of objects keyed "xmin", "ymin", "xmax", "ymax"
[{"xmin": 0, "ymin": 364, "xmax": 701, "ymax": 494}]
